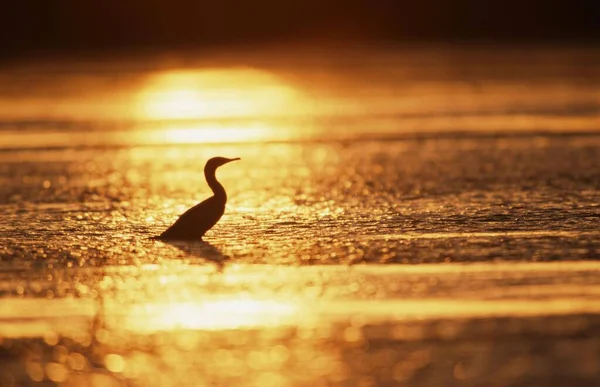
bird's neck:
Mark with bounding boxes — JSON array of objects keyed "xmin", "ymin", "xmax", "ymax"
[{"xmin": 205, "ymin": 168, "xmax": 226, "ymax": 200}]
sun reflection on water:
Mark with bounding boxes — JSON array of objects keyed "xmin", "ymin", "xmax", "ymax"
[
  {"xmin": 124, "ymin": 299, "xmax": 300, "ymax": 332},
  {"xmin": 136, "ymin": 68, "xmax": 303, "ymax": 121},
  {"xmin": 133, "ymin": 68, "xmax": 308, "ymax": 145},
  {"xmin": 142, "ymin": 123, "xmax": 298, "ymax": 145}
]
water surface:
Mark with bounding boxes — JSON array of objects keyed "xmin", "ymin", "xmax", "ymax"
[{"xmin": 1, "ymin": 45, "xmax": 599, "ymax": 386}]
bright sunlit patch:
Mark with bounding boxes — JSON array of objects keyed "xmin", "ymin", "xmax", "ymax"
[
  {"xmin": 143, "ymin": 123, "xmax": 281, "ymax": 144},
  {"xmin": 124, "ymin": 299, "xmax": 300, "ymax": 332},
  {"xmin": 136, "ymin": 68, "xmax": 302, "ymax": 120}
]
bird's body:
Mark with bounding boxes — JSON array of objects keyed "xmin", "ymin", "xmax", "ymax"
[
  {"xmin": 156, "ymin": 157, "xmax": 240, "ymax": 240},
  {"xmin": 158, "ymin": 196, "xmax": 225, "ymax": 240}
]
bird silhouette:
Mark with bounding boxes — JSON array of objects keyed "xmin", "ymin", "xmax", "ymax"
[{"xmin": 155, "ymin": 157, "xmax": 240, "ymax": 240}]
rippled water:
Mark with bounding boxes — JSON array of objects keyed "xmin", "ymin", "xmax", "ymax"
[
  {"xmin": 2, "ymin": 136, "xmax": 599, "ymax": 266},
  {"xmin": 1, "ymin": 45, "xmax": 599, "ymax": 386}
]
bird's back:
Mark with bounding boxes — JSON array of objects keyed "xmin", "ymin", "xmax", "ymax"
[{"xmin": 158, "ymin": 196, "xmax": 225, "ymax": 240}]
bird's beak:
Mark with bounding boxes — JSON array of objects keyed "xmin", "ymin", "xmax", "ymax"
[{"xmin": 225, "ymin": 157, "xmax": 241, "ymax": 164}]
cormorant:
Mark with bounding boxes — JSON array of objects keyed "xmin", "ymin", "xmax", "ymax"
[{"xmin": 155, "ymin": 156, "xmax": 240, "ymax": 240}]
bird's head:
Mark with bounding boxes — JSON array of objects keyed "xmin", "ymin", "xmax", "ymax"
[{"xmin": 205, "ymin": 157, "xmax": 241, "ymax": 172}]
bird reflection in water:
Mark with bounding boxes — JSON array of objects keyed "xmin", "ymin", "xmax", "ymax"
[{"xmin": 163, "ymin": 239, "xmax": 229, "ymax": 270}]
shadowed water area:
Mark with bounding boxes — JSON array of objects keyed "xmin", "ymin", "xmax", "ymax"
[{"xmin": 1, "ymin": 46, "xmax": 600, "ymax": 386}]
